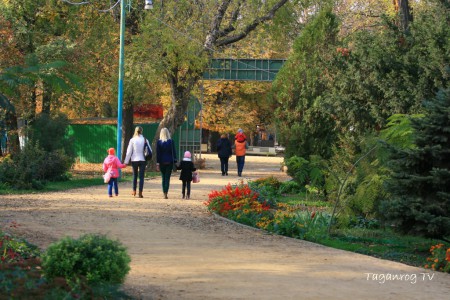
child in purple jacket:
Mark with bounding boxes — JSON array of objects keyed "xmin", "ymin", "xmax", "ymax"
[{"xmin": 103, "ymin": 148, "xmax": 127, "ymax": 197}]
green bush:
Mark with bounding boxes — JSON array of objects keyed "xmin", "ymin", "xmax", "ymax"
[
  {"xmin": 42, "ymin": 234, "xmax": 131, "ymax": 285},
  {"xmin": 284, "ymin": 155, "xmax": 327, "ymax": 194},
  {"xmin": 268, "ymin": 210, "xmax": 330, "ymax": 241},
  {"xmin": 279, "ymin": 180, "xmax": 303, "ymax": 194},
  {"xmin": 28, "ymin": 112, "xmax": 76, "ymax": 158},
  {"xmin": 0, "ymin": 142, "xmax": 73, "ymax": 190},
  {"xmin": 0, "ymin": 112, "xmax": 75, "ymax": 190},
  {"xmin": 248, "ymin": 179, "xmax": 280, "ymax": 208}
]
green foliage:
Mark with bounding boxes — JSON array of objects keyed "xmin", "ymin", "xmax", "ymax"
[
  {"xmin": 284, "ymin": 155, "xmax": 327, "ymax": 194},
  {"xmin": 279, "ymin": 180, "xmax": 303, "ymax": 194},
  {"xmin": 348, "ymin": 173, "xmax": 386, "ymax": 218},
  {"xmin": 268, "ymin": 211, "xmax": 330, "ymax": 242},
  {"xmin": 1, "ymin": 231, "xmax": 41, "ymax": 263},
  {"xmin": 325, "ymin": 228, "xmax": 447, "ymax": 267},
  {"xmin": 0, "ymin": 230, "xmax": 132, "ymax": 299},
  {"xmin": 0, "ymin": 112, "xmax": 75, "ymax": 190},
  {"xmin": 272, "ymin": 9, "xmax": 339, "ymax": 159},
  {"xmin": 28, "ymin": 112, "xmax": 76, "ymax": 158},
  {"xmin": 248, "ymin": 177, "xmax": 282, "ymax": 208},
  {"xmin": 42, "ymin": 234, "xmax": 131, "ymax": 285},
  {"xmin": 380, "ymin": 114, "xmax": 423, "ymax": 149},
  {"xmin": 384, "ymin": 88, "xmax": 450, "ymax": 239},
  {"xmin": 328, "ymin": 2, "xmax": 449, "ymax": 135},
  {"xmin": 0, "ymin": 142, "xmax": 73, "ymax": 190}
]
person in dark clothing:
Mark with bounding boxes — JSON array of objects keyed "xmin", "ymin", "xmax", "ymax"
[
  {"xmin": 177, "ymin": 151, "xmax": 197, "ymax": 199},
  {"xmin": 156, "ymin": 127, "xmax": 177, "ymax": 199},
  {"xmin": 217, "ymin": 133, "xmax": 232, "ymax": 176}
]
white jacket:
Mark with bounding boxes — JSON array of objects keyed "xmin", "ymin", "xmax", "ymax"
[{"xmin": 125, "ymin": 135, "xmax": 150, "ymax": 164}]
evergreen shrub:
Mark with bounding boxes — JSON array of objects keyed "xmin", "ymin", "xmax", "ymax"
[{"xmin": 42, "ymin": 234, "xmax": 131, "ymax": 285}]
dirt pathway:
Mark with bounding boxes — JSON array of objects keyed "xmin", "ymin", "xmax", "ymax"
[{"xmin": 1, "ymin": 154, "xmax": 449, "ymax": 300}]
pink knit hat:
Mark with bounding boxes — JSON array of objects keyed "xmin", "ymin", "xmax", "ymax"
[
  {"xmin": 108, "ymin": 148, "xmax": 115, "ymax": 155},
  {"xmin": 184, "ymin": 151, "xmax": 191, "ymax": 158}
]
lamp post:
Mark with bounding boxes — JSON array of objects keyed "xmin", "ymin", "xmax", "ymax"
[{"xmin": 116, "ymin": 0, "xmax": 153, "ymax": 163}]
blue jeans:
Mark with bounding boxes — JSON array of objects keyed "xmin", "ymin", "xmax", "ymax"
[
  {"xmin": 132, "ymin": 161, "xmax": 146, "ymax": 192},
  {"xmin": 108, "ymin": 177, "xmax": 118, "ymax": 196},
  {"xmin": 236, "ymin": 156, "xmax": 245, "ymax": 176}
]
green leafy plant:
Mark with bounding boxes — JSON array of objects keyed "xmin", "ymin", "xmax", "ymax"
[
  {"xmin": 42, "ymin": 234, "xmax": 131, "ymax": 285},
  {"xmin": 284, "ymin": 155, "xmax": 327, "ymax": 195},
  {"xmin": 1, "ymin": 230, "xmax": 41, "ymax": 263},
  {"xmin": 267, "ymin": 210, "xmax": 330, "ymax": 241},
  {"xmin": 279, "ymin": 180, "xmax": 303, "ymax": 194},
  {"xmin": 248, "ymin": 178, "xmax": 280, "ymax": 208}
]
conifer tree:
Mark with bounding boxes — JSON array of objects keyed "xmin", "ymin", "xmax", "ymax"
[{"xmin": 385, "ymin": 88, "xmax": 450, "ymax": 239}]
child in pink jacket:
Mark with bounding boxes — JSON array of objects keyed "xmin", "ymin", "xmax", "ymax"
[{"xmin": 103, "ymin": 148, "xmax": 127, "ymax": 197}]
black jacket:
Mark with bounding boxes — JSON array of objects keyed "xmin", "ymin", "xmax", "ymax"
[
  {"xmin": 217, "ymin": 137, "xmax": 232, "ymax": 158},
  {"xmin": 177, "ymin": 159, "xmax": 197, "ymax": 181}
]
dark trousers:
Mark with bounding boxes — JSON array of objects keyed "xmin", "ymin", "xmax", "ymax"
[
  {"xmin": 236, "ymin": 156, "xmax": 245, "ymax": 176},
  {"xmin": 219, "ymin": 157, "xmax": 229, "ymax": 175},
  {"xmin": 132, "ymin": 161, "xmax": 146, "ymax": 192},
  {"xmin": 182, "ymin": 180, "xmax": 191, "ymax": 196},
  {"xmin": 108, "ymin": 177, "xmax": 118, "ymax": 196},
  {"xmin": 160, "ymin": 163, "xmax": 173, "ymax": 193}
]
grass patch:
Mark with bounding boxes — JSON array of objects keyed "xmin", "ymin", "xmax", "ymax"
[
  {"xmin": 0, "ymin": 173, "xmax": 149, "ymax": 195},
  {"xmin": 0, "ymin": 171, "xmax": 160, "ymax": 195},
  {"xmin": 319, "ymin": 228, "xmax": 444, "ymax": 267},
  {"xmin": 278, "ymin": 193, "xmax": 332, "ymax": 208}
]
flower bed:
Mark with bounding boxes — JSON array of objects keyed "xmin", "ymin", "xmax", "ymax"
[{"xmin": 205, "ymin": 181, "xmax": 330, "ymax": 241}]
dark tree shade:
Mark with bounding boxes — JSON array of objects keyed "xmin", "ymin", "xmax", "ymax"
[{"xmin": 385, "ymin": 88, "xmax": 450, "ymax": 239}]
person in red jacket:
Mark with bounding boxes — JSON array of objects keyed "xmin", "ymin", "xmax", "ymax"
[
  {"xmin": 103, "ymin": 148, "xmax": 127, "ymax": 197},
  {"xmin": 233, "ymin": 129, "xmax": 249, "ymax": 177},
  {"xmin": 235, "ymin": 128, "xmax": 247, "ymax": 143}
]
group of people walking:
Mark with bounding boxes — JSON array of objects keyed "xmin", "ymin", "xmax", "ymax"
[
  {"xmin": 102, "ymin": 127, "xmax": 248, "ymax": 198},
  {"xmin": 217, "ymin": 128, "xmax": 248, "ymax": 177}
]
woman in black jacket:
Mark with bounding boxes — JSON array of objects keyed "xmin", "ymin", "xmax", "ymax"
[{"xmin": 217, "ymin": 133, "xmax": 232, "ymax": 176}]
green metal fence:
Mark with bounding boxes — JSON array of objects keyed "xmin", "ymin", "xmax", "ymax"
[{"xmin": 68, "ymin": 123, "xmax": 159, "ymax": 163}]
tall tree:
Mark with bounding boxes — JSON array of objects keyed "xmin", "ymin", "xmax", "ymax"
[
  {"xmin": 384, "ymin": 88, "xmax": 450, "ymax": 239},
  {"xmin": 271, "ymin": 8, "xmax": 340, "ymax": 159},
  {"xmin": 137, "ymin": 0, "xmax": 292, "ymax": 144}
]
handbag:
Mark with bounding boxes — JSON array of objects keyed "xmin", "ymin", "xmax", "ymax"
[
  {"xmin": 144, "ymin": 138, "xmax": 152, "ymax": 161},
  {"xmin": 192, "ymin": 171, "xmax": 200, "ymax": 183},
  {"xmin": 103, "ymin": 166, "xmax": 113, "ymax": 183}
]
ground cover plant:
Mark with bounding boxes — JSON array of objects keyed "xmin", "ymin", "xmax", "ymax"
[
  {"xmin": 205, "ymin": 177, "xmax": 450, "ymax": 272},
  {"xmin": 0, "ymin": 229, "xmax": 132, "ymax": 299}
]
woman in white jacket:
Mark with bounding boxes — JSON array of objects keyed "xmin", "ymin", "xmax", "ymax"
[{"xmin": 125, "ymin": 126, "xmax": 151, "ymax": 198}]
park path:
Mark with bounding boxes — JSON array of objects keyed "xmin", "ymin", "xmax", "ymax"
[{"xmin": 1, "ymin": 154, "xmax": 449, "ymax": 300}]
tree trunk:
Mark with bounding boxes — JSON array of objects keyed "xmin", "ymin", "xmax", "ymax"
[
  {"xmin": 42, "ymin": 82, "xmax": 52, "ymax": 114},
  {"xmin": 153, "ymin": 74, "xmax": 198, "ymax": 145},
  {"xmin": 6, "ymin": 112, "xmax": 20, "ymax": 156},
  {"xmin": 394, "ymin": 0, "xmax": 413, "ymax": 31}
]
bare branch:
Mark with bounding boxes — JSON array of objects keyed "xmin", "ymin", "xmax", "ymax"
[
  {"xmin": 203, "ymin": 0, "xmax": 233, "ymax": 53},
  {"xmin": 215, "ymin": 0, "xmax": 289, "ymax": 47},
  {"xmin": 218, "ymin": 0, "xmax": 242, "ymax": 38}
]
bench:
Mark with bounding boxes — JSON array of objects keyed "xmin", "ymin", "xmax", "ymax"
[{"xmin": 246, "ymin": 146, "xmax": 277, "ymax": 156}]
